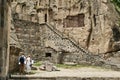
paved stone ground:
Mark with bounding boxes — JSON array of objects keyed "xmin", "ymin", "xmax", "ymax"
[{"xmin": 11, "ymin": 67, "xmax": 120, "ymax": 78}]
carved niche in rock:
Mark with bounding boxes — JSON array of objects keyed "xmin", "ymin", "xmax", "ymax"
[{"xmin": 63, "ymin": 13, "xmax": 85, "ymax": 28}]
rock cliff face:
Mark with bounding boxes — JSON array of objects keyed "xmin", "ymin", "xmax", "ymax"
[
  {"xmin": 11, "ymin": 0, "xmax": 120, "ymax": 54},
  {"xmin": 13, "ymin": 17, "xmax": 120, "ymax": 71},
  {"xmin": 0, "ymin": 0, "xmax": 10, "ymax": 79},
  {"xmin": 87, "ymin": 0, "xmax": 119, "ymax": 54},
  {"xmin": 9, "ymin": 0, "xmax": 120, "ymax": 71}
]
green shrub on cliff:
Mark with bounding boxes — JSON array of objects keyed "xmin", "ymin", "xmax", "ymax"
[
  {"xmin": 111, "ymin": 0, "xmax": 120, "ymax": 12},
  {"xmin": 111, "ymin": 0, "xmax": 120, "ymax": 27}
]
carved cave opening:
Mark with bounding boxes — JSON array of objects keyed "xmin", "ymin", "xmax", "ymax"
[
  {"xmin": 63, "ymin": 13, "xmax": 85, "ymax": 28},
  {"xmin": 45, "ymin": 53, "xmax": 52, "ymax": 57},
  {"xmin": 48, "ymin": 9, "xmax": 54, "ymax": 22}
]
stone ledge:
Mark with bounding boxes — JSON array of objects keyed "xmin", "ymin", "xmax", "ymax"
[
  {"xmin": 63, "ymin": 62, "xmax": 77, "ymax": 66},
  {"xmin": 9, "ymin": 75, "xmax": 120, "ymax": 80}
]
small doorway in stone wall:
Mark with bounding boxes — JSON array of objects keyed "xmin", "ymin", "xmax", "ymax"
[
  {"xmin": 43, "ymin": 47, "xmax": 57, "ymax": 63},
  {"xmin": 45, "ymin": 53, "xmax": 52, "ymax": 57},
  {"xmin": 44, "ymin": 52, "xmax": 52, "ymax": 62}
]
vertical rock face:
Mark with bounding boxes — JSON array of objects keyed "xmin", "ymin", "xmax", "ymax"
[
  {"xmin": 10, "ymin": 0, "xmax": 120, "ymax": 70},
  {"xmin": 0, "ymin": 0, "xmax": 10, "ymax": 79},
  {"xmin": 11, "ymin": 0, "xmax": 120, "ymax": 54},
  {"xmin": 87, "ymin": 0, "xmax": 113, "ymax": 53},
  {"xmin": 13, "ymin": 19, "xmax": 91, "ymax": 64},
  {"xmin": 87, "ymin": 0, "xmax": 119, "ymax": 54}
]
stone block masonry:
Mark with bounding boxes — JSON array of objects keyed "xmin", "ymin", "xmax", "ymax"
[
  {"xmin": 11, "ymin": 0, "xmax": 120, "ymax": 54},
  {"xmin": 8, "ymin": 77, "xmax": 120, "ymax": 80},
  {"xmin": 13, "ymin": 19, "xmax": 120, "ymax": 70},
  {"xmin": 13, "ymin": 19, "xmax": 93, "ymax": 64}
]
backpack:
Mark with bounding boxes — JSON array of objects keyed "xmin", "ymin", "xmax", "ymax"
[{"xmin": 19, "ymin": 56, "xmax": 25, "ymax": 64}]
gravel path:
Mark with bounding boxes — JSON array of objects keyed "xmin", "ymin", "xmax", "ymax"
[{"xmin": 18, "ymin": 67, "xmax": 120, "ymax": 78}]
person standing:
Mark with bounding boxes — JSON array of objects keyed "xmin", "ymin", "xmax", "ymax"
[
  {"xmin": 26, "ymin": 55, "xmax": 32, "ymax": 73},
  {"xmin": 19, "ymin": 53, "xmax": 26, "ymax": 74}
]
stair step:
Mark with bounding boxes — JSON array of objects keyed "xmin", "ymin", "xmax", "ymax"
[
  {"xmin": 9, "ymin": 75, "xmax": 120, "ymax": 80},
  {"xmin": 9, "ymin": 75, "xmax": 56, "ymax": 80}
]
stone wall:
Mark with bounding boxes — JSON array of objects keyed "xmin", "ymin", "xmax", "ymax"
[
  {"xmin": 11, "ymin": 0, "xmax": 120, "ymax": 71},
  {"xmin": 8, "ymin": 77, "xmax": 120, "ymax": 80},
  {"xmin": 9, "ymin": 46, "xmax": 22, "ymax": 73},
  {"xmin": 13, "ymin": 19, "xmax": 120, "ymax": 70},
  {"xmin": 11, "ymin": 0, "xmax": 120, "ymax": 54},
  {"xmin": 13, "ymin": 19, "xmax": 91, "ymax": 64},
  {"xmin": 8, "ymin": 75, "xmax": 120, "ymax": 80}
]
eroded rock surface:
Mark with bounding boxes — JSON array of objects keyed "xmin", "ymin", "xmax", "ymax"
[
  {"xmin": 10, "ymin": 0, "xmax": 120, "ymax": 70},
  {"xmin": 11, "ymin": 0, "xmax": 120, "ymax": 54}
]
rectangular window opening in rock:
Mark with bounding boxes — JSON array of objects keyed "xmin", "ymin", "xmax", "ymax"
[
  {"xmin": 45, "ymin": 53, "xmax": 52, "ymax": 57},
  {"xmin": 63, "ymin": 13, "xmax": 85, "ymax": 28},
  {"xmin": 48, "ymin": 9, "xmax": 54, "ymax": 22},
  {"xmin": 78, "ymin": 14, "xmax": 85, "ymax": 27}
]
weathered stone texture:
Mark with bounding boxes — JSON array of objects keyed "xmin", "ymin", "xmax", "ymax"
[
  {"xmin": 8, "ymin": 77, "xmax": 120, "ymax": 80},
  {"xmin": 10, "ymin": 0, "xmax": 120, "ymax": 71},
  {"xmin": 12, "ymin": 19, "xmax": 120, "ymax": 70},
  {"xmin": 0, "ymin": 0, "xmax": 10, "ymax": 79},
  {"xmin": 13, "ymin": 19, "xmax": 86, "ymax": 64},
  {"xmin": 11, "ymin": 0, "xmax": 120, "ymax": 54}
]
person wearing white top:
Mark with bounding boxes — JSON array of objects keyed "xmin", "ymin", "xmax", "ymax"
[{"xmin": 26, "ymin": 55, "xmax": 31, "ymax": 73}]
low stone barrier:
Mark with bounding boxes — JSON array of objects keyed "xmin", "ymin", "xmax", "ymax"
[{"xmin": 9, "ymin": 76, "xmax": 120, "ymax": 80}]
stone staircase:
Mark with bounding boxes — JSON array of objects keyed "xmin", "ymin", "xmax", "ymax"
[
  {"xmin": 46, "ymin": 23, "xmax": 90, "ymax": 55},
  {"xmin": 43, "ymin": 23, "xmax": 120, "ymax": 70},
  {"xmin": 13, "ymin": 19, "xmax": 120, "ymax": 70},
  {"xmin": 13, "ymin": 19, "xmax": 98, "ymax": 63},
  {"xmin": 9, "ymin": 76, "xmax": 56, "ymax": 80},
  {"xmin": 45, "ymin": 23, "xmax": 99, "ymax": 63},
  {"xmin": 9, "ymin": 19, "xmax": 120, "ymax": 80}
]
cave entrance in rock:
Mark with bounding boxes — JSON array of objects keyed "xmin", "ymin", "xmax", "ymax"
[{"xmin": 45, "ymin": 53, "xmax": 52, "ymax": 57}]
